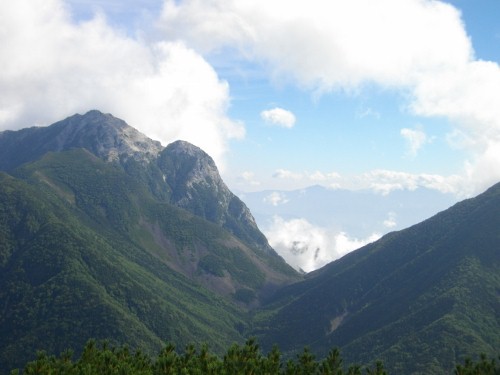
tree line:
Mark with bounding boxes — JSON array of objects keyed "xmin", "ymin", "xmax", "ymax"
[{"xmin": 10, "ymin": 338, "xmax": 499, "ymax": 375}]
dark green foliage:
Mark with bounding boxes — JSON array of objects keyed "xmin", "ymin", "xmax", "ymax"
[
  {"xmin": 12, "ymin": 340, "xmax": 499, "ymax": 375},
  {"xmin": 253, "ymin": 182, "xmax": 500, "ymax": 374},
  {"xmin": 0, "ymin": 155, "xmax": 250, "ymax": 372},
  {"xmin": 234, "ymin": 288, "xmax": 257, "ymax": 304},
  {"xmin": 198, "ymin": 254, "xmax": 225, "ymax": 277},
  {"xmin": 1, "ymin": 112, "xmax": 499, "ymax": 375},
  {"xmin": 455, "ymin": 353, "xmax": 500, "ymax": 375},
  {"xmin": 0, "ymin": 144, "xmax": 297, "ymax": 371}
]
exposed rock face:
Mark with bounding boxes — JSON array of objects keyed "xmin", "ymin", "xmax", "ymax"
[
  {"xmin": 0, "ymin": 110, "xmax": 276, "ymax": 255},
  {"xmin": 0, "ymin": 110, "xmax": 163, "ymax": 170},
  {"xmin": 158, "ymin": 140, "xmax": 274, "ymax": 254}
]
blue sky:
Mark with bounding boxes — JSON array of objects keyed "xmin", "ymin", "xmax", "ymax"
[{"xmin": 1, "ymin": 0, "xmax": 499, "ymax": 196}]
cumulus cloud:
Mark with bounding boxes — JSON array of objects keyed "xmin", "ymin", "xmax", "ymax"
[
  {"xmin": 159, "ymin": 0, "xmax": 500, "ymax": 195},
  {"xmin": 159, "ymin": 0, "xmax": 471, "ymax": 89},
  {"xmin": 411, "ymin": 60, "xmax": 500, "ymax": 193},
  {"xmin": 0, "ymin": 0, "xmax": 243, "ymax": 170},
  {"xmin": 400, "ymin": 126, "xmax": 430, "ymax": 158},
  {"xmin": 260, "ymin": 107, "xmax": 296, "ymax": 128},
  {"xmin": 265, "ymin": 216, "xmax": 380, "ymax": 272}
]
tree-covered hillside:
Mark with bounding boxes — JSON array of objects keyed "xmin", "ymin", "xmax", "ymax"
[
  {"xmin": 252, "ymin": 182, "xmax": 500, "ymax": 374},
  {"xmin": 0, "ymin": 146, "xmax": 296, "ymax": 371},
  {"xmin": 1, "ymin": 111, "xmax": 498, "ymax": 375}
]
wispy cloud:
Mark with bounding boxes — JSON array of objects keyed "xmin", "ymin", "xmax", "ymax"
[
  {"xmin": 261, "ymin": 107, "xmax": 296, "ymax": 128},
  {"xmin": 263, "ymin": 192, "xmax": 289, "ymax": 206},
  {"xmin": 400, "ymin": 126, "xmax": 431, "ymax": 158},
  {"xmin": 239, "ymin": 171, "xmax": 261, "ymax": 186},
  {"xmin": 266, "ymin": 167, "xmax": 463, "ymax": 195},
  {"xmin": 362, "ymin": 169, "xmax": 462, "ymax": 195},
  {"xmin": 273, "ymin": 169, "xmax": 303, "ymax": 180},
  {"xmin": 383, "ymin": 211, "xmax": 397, "ymax": 229}
]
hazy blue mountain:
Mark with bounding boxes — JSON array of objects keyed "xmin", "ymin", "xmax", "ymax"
[{"xmin": 252, "ymin": 182, "xmax": 500, "ymax": 374}]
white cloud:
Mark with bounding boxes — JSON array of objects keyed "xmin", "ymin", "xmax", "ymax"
[
  {"xmin": 309, "ymin": 171, "xmax": 341, "ymax": 182},
  {"xmin": 362, "ymin": 169, "xmax": 462, "ymax": 195},
  {"xmin": 263, "ymin": 192, "xmax": 288, "ymax": 206},
  {"xmin": 272, "ymin": 169, "xmax": 342, "ymax": 187},
  {"xmin": 159, "ymin": 0, "xmax": 471, "ymax": 89},
  {"xmin": 383, "ymin": 211, "xmax": 397, "ymax": 229},
  {"xmin": 240, "ymin": 171, "xmax": 261, "ymax": 186},
  {"xmin": 273, "ymin": 169, "xmax": 303, "ymax": 180},
  {"xmin": 400, "ymin": 126, "xmax": 430, "ymax": 158},
  {"xmin": 249, "ymin": 166, "xmax": 464, "ymax": 196},
  {"xmin": 0, "ymin": 0, "xmax": 244, "ymax": 170},
  {"xmin": 159, "ymin": 0, "xmax": 500, "ymax": 195},
  {"xmin": 260, "ymin": 107, "xmax": 296, "ymax": 128},
  {"xmin": 410, "ymin": 60, "xmax": 500, "ymax": 193},
  {"xmin": 356, "ymin": 107, "xmax": 381, "ymax": 120},
  {"xmin": 265, "ymin": 216, "xmax": 380, "ymax": 272}
]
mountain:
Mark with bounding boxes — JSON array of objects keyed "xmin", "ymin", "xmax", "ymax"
[
  {"xmin": 0, "ymin": 110, "xmax": 280, "ymax": 258},
  {"xmin": 0, "ymin": 111, "xmax": 298, "ymax": 372},
  {"xmin": 0, "ymin": 166, "xmax": 244, "ymax": 371},
  {"xmin": 252, "ymin": 182, "xmax": 500, "ymax": 374},
  {"xmin": 1, "ymin": 110, "xmax": 498, "ymax": 374},
  {"xmin": 0, "ymin": 111, "xmax": 297, "ymax": 295}
]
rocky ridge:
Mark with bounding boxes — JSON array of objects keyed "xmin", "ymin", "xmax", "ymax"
[{"xmin": 0, "ymin": 109, "xmax": 293, "ymax": 272}]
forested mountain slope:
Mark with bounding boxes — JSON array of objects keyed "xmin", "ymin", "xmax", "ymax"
[
  {"xmin": 253, "ymin": 182, "xmax": 500, "ymax": 374},
  {"xmin": 1, "ymin": 111, "xmax": 498, "ymax": 374},
  {"xmin": 0, "ymin": 112, "xmax": 298, "ymax": 372}
]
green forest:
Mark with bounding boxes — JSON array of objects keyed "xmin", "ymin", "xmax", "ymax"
[{"xmin": 10, "ymin": 339, "xmax": 499, "ymax": 375}]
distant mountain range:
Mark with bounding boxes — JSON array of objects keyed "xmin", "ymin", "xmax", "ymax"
[{"xmin": 0, "ymin": 111, "xmax": 498, "ymax": 374}]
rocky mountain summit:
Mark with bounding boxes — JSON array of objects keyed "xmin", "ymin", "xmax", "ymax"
[
  {"xmin": 0, "ymin": 110, "xmax": 163, "ymax": 170},
  {"xmin": 0, "ymin": 110, "xmax": 277, "ymax": 256},
  {"xmin": 158, "ymin": 140, "xmax": 274, "ymax": 254}
]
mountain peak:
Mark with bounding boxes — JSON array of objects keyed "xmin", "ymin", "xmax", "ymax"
[
  {"xmin": 158, "ymin": 137, "xmax": 278, "ymax": 255},
  {"xmin": 0, "ymin": 109, "xmax": 291, "ymax": 263},
  {"xmin": 54, "ymin": 110, "xmax": 163, "ymax": 163},
  {"xmin": 166, "ymin": 140, "xmax": 207, "ymax": 156},
  {"xmin": 0, "ymin": 110, "xmax": 163, "ymax": 170}
]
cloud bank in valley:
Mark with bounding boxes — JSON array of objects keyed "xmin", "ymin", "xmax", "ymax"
[{"xmin": 265, "ymin": 215, "xmax": 380, "ymax": 272}]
